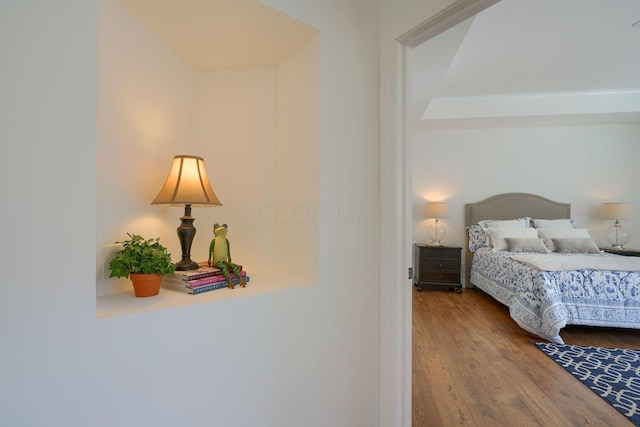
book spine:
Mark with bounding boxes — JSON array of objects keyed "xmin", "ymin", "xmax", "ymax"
[
  {"xmin": 173, "ymin": 270, "xmax": 223, "ymax": 281},
  {"xmin": 189, "ymin": 271, "xmax": 247, "ymax": 288},
  {"xmin": 163, "ymin": 277, "xmax": 250, "ymax": 294},
  {"xmin": 190, "ymin": 277, "xmax": 249, "ymax": 294},
  {"xmin": 173, "ymin": 265, "xmax": 244, "ymax": 282},
  {"xmin": 190, "ymin": 281, "xmax": 229, "ymax": 294},
  {"xmin": 162, "ymin": 275, "xmax": 196, "ymax": 285}
]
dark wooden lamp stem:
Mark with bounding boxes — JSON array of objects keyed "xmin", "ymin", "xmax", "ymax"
[{"xmin": 175, "ymin": 203, "xmax": 199, "ymax": 271}]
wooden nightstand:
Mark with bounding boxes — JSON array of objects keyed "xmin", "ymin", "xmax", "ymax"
[
  {"xmin": 601, "ymin": 248, "xmax": 640, "ymax": 257},
  {"xmin": 413, "ymin": 244, "xmax": 462, "ymax": 293}
]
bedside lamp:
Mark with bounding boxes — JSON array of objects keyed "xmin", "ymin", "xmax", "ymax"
[
  {"xmin": 601, "ymin": 203, "xmax": 634, "ymax": 250},
  {"xmin": 152, "ymin": 155, "xmax": 222, "ymax": 270},
  {"xmin": 425, "ymin": 202, "xmax": 448, "ymax": 246}
]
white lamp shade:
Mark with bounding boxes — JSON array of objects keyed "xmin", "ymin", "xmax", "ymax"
[
  {"xmin": 601, "ymin": 203, "xmax": 634, "ymax": 220},
  {"xmin": 425, "ymin": 202, "xmax": 449, "ymax": 219},
  {"xmin": 152, "ymin": 155, "xmax": 222, "ymax": 206}
]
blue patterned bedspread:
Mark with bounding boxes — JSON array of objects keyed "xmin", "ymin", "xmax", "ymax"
[{"xmin": 470, "ymin": 248, "xmax": 640, "ymax": 343}]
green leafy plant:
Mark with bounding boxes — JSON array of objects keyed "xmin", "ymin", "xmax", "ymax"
[{"xmin": 109, "ymin": 233, "xmax": 176, "ymax": 278}]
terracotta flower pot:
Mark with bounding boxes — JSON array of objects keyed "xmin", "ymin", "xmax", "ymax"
[{"xmin": 129, "ymin": 273, "xmax": 162, "ymax": 297}]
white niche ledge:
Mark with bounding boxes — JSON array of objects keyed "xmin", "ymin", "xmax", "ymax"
[{"xmin": 97, "ymin": 271, "xmax": 314, "ymax": 319}]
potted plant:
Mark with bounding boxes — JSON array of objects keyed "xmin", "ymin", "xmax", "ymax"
[{"xmin": 109, "ymin": 233, "xmax": 176, "ymax": 297}]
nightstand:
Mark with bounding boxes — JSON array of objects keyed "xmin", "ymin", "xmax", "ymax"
[
  {"xmin": 601, "ymin": 248, "xmax": 640, "ymax": 257},
  {"xmin": 413, "ymin": 244, "xmax": 462, "ymax": 293}
]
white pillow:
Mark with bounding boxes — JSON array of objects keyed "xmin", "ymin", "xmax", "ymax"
[
  {"xmin": 536, "ymin": 228, "xmax": 592, "ymax": 252},
  {"xmin": 532, "ymin": 219, "xmax": 575, "ymax": 229},
  {"xmin": 478, "ymin": 217, "xmax": 529, "ymax": 230},
  {"xmin": 486, "ymin": 227, "xmax": 539, "ymax": 251}
]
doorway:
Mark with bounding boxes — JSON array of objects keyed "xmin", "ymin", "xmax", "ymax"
[{"xmin": 379, "ymin": 1, "xmax": 501, "ymax": 426}]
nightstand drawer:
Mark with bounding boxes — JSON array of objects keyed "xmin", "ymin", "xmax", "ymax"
[
  {"xmin": 421, "ymin": 271, "xmax": 460, "ymax": 283},
  {"xmin": 417, "ymin": 246, "xmax": 462, "ymax": 260},
  {"xmin": 421, "ymin": 259, "xmax": 459, "ymax": 271}
]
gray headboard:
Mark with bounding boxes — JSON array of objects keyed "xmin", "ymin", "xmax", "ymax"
[{"xmin": 464, "ymin": 193, "xmax": 571, "ymax": 286}]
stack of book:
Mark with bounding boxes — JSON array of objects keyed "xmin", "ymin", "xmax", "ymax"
[{"xmin": 162, "ymin": 262, "xmax": 249, "ymax": 294}]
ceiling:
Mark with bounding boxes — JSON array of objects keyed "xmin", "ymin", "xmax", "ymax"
[
  {"xmin": 115, "ymin": 0, "xmax": 317, "ymax": 70},
  {"xmin": 412, "ymin": 0, "xmax": 640, "ymax": 128}
]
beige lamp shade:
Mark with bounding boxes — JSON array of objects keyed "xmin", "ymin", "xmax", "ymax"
[
  {"xmin": 425, "ymin": 202, "xmax": 449, "ymax": 219},
  {"xmin": 601, "ymin": 203, "xmax": 634, "ymax": 220},
  {"xmin": 152, "ymin": 155, "xmax": 222, "ymax": 206}
]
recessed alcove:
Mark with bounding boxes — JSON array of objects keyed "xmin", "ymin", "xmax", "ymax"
[{"xmin": 96, "ymin": 0, "xmax": 319, "ymax": 318}]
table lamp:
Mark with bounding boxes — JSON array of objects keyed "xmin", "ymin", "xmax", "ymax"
[
  {"xmin": 425, "ymin": 201, "xmax": 448, "ymax": 246},
  {"xmin": 601, "ymin": 202, "xmax": 634, "ymax": 249},
  {"xmin": 152, "ymin": 155, "xmax": 222, "ymax": 270}
]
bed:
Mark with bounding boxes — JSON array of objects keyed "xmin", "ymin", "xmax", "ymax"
[{"xmin": 465, "ymin": 193, "xmax": 640, "ymax": 343}]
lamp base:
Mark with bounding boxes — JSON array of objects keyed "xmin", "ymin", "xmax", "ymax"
[
  {"xmin": 175, "ymin": 204, "xmax": 199, "ymax": 271},
  {"xmin": 606, "ymin": 221, "xmax": 630, "ymax": 251},
  {"xmin": 428, "ymin": 220, "xmax": 446, "ymax": 247},
  {"xmin": 175, "ymin": 259, "xmax": 199, "ymax": 271}
]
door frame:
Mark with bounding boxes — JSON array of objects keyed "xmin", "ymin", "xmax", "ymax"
[{"xmin": 378, "ymin": 1, "xmax": 501, "ymax": 426}]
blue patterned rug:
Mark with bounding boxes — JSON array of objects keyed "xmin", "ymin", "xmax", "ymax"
[{"xmin": 536, "ymin": 342, "xmax": 640, "ymax": 425}]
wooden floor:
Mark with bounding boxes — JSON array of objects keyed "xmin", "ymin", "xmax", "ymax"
[{"xmin": 412, "ymin": 286, "xmax": 640, "ymax": 426}]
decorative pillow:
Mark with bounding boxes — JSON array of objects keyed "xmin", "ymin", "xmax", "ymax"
[
  {"xmin": 505, "ymin": 237, "xmax": 550, "ymax": 253},
  {"xmin": 536, "ymin": 228, "xmax": 592, "ymax": 252},
  {"xmin": 486, "ymin": 227, "xmax": 539, "ymax": 251},
  {"xmin": 478, "ymin": 217, "xmax": 529, "ymax": 230},
  {"xmin": 532, "ymin": 219, "xmax": 575, "ymax": 229},
  {"xmin": 552, "ymin": 238, "xmax": 601, "ymax": 254},
  {"xmin": 467, "ymin": 225, "xmax": 487, "ymax": 252}
]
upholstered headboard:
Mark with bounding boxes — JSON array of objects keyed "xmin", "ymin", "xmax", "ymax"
[{"xmin": 464, "ymin": 193, "xmax": 571, "ymax": 286}]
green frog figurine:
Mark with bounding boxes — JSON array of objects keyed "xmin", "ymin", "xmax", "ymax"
[{"xmin": 208, "ymin": 223, "xmax": 246, "ymax": 289}]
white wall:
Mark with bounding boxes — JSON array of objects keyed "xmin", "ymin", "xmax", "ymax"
[
  {"xmin": 1, "ymin": 1, "xmax": 380, "ymax": 427},
  {"xmin": 412, "ymin": 124, "xmax": 640, "ymax": 256},
  {"xmin": 195, "ymin": 66, "xmax": 281, "ymax": 275},
  {"xmin": 97, "ymin": 0, "xmax": 198, "ymax": 295},
  {"xmin": 0, "ymin": 0, "xmax": 100, "ymax": 425},
  {"xmin": 276, "ymin": 36, "xmax": 320, "ymax": 281}
]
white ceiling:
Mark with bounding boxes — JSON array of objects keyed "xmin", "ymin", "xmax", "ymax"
[
  {"xmin": 412, "ymin": 0, "xmax": 640, "ymax": 127},
  {"xmin": 115, "ymin": 0, "xmax": 317, "ymax": 70}
]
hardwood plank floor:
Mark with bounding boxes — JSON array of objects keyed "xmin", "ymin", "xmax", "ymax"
[{"xmin": 412, "ymin": 286, "xmax": 640, "ymax": 426}]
